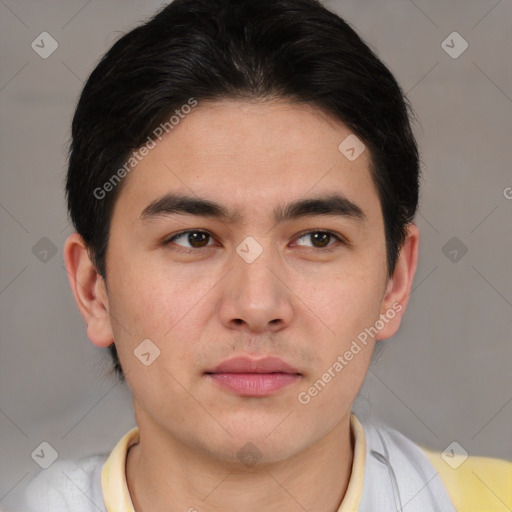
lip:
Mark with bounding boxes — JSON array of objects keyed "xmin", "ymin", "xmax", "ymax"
[
  {"xmin": 206, "ymin": 356, "xmax": 300, "ymax": 374},
  {"xmin": 205, "ymin": 356, "xmax": 302, "ymax": 397}
]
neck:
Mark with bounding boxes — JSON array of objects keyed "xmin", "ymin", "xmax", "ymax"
[{"xmin": 126, "ymin": 414, "xmax": 355, "ymax": 512}]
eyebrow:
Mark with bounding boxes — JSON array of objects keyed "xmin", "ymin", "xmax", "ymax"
[{"xmin": 139, "ymin": 192, "xmax": 366, "ymax": 224}]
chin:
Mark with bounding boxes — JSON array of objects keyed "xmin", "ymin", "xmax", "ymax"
[{"xmin": 193, "ymin": 422, "xmax": 313, "ymax": 467}]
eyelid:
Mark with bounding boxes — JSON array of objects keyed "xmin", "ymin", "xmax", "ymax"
[
  {"xmin": 163, "ymin": 229, "xmax": 347, "ymax": 250},
  {"xmin": 293, "ymin": 230, "xmax": 346, "ymax": 249},
  {"xmin": 163, "ymin": 229, "xmax": 216, "ymax": 248}
]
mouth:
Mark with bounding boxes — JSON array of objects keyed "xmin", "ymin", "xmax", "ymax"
[{"xmin": 204, "ymin": 356, "xmax": 302, "ymax": 396}]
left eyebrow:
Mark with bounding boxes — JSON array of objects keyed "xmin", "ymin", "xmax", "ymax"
[{"xmin": 139, "ymin": 192, "xmax": 366, "ymax": 224}]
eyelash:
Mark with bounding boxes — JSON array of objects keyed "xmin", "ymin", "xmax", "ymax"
[{"xmin": 163, "ymin": 229, "xmax": 346, "ymax": 252}]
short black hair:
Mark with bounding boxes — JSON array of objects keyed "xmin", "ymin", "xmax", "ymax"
[{"xmin": 66, "ymin": 0, "xmax": 420, "ymax": 382}]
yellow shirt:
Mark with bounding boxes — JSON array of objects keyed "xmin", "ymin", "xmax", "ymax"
[{"xmin": 101, "ymin": 414, "xmax": 512, "ymax": 511}]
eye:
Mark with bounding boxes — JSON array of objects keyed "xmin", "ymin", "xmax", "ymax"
[
  {"xmin": 163, "ymin": 229, "xmax": 345, "ymax": 252},
  {"xmin": 164, "ymin": 230, "xmax": 215, "ymax": 249},
  {"xmin": 294, "ymin": 230, "xmax": 343, "ymax": 250}
]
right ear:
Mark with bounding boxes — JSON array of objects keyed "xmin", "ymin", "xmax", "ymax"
[{"xmin": 63, "ymin": 232, "xmax": 114, "ymax": 347}]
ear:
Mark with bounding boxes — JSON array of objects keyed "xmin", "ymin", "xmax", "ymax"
[
  {"xmin": 63, "ymin": 232, "xmax": 114, "ymax": 347},
  {"xmin": 376, "ymin": 222, "xmax": 419, "ymax": 340}
]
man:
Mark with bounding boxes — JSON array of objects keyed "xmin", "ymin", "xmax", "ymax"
[{"xmin": 23, "ymin": 0, "xmax": 511, "ymax": 510}]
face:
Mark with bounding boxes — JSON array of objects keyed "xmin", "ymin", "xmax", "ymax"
[{"xmin": 65, "ymin": 99, "xmax": 418, "ymax": 464}]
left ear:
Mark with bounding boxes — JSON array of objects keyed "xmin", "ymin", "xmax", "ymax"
[{"xmin": 376, "ymin": 222, "xmax": 419, "ymax": 340}]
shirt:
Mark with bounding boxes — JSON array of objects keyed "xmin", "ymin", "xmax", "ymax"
[{"xmin": 23, "ymin": 413, "xmax": 512, "ymax": 511}]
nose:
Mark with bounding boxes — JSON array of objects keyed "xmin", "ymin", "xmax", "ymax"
[{"xmin": 218, "ymin": 240, "xmax": 293, "ymax": 335}]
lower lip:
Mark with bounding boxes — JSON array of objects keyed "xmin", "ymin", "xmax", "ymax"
[{"xmin": 206, "ymin": 373, "xmax": 301, "ymax": 396}]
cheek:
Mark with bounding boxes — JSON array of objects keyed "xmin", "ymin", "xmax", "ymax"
[
  {"xmin": 298, "ymin": 280, "xmax": 380, "ymax": 410},
  {"xmin": 107, "ymin": 255, "xmax": 216, "ymax": 374},
  {"xmin": 109, "ymin": 252, "xmax": 203, "ymax": 335},
  {"xmin": 300, "ymin": 267, "xmax": 384, "ymax": 340}
]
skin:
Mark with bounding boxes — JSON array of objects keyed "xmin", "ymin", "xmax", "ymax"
[{"xmin": 64, "ymin": 99, "xmax": 419, "ymax": 512}]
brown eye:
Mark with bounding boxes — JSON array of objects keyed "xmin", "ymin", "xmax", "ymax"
[
  {"xmin": 295, "ymin": 231, "xmax": 342, "ymax": 249},
  {"xmin": 166, "ymin": 230, "xmax": 213, "ymax": 249}
]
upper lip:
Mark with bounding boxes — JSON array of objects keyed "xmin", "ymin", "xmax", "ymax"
[{"xmin": 206, "ymin": 356, "xmax": 300, "ymax": 374}]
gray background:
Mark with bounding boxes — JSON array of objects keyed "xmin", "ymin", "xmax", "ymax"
[{"xmin": 1, "ymin": 0, "xmax": 511, "ymax": 509}]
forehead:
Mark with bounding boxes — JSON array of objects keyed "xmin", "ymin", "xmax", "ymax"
[{"xmin": 111, "ymin": 99, "xmax": 380, "ymax": 225}]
